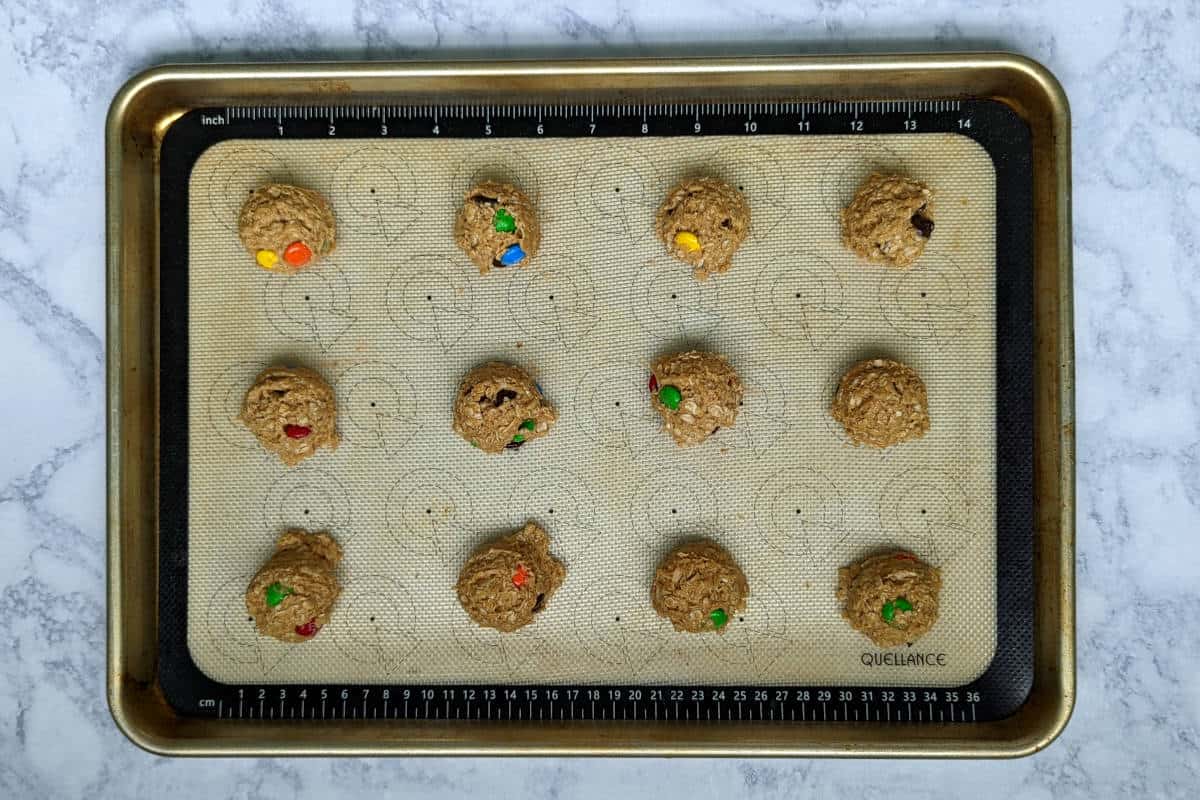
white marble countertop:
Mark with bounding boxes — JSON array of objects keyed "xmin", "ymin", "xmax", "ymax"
[{"xmin": 2, "ymin": 0, "xmax": 1198, "ymax": 797}]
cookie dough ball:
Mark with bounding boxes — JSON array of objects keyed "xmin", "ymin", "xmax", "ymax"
[
  {"xmin": 456, "ymin": 522, "xmax": 566, "ymax": 632},
  {"xmin": 245, "ymin": 529, "xmax": 343, "ymax": 643},
  {"xmin": 840, "ymin": 173, "xmax": 934, "ymax": 268},
  {"xmin": 454, "ymin": 181, "xmax": 541, "ymax": 274},
  {"xmin": 651, "ymin": 540, "xmax": 749, "ymax": 634},
  {"xmin": 452, "ymin": 362, "xmax": 557, "ymax": 453},
  {"xmin": 238, "ymin": 183, "xmax": 337, "ymax": 271},
  {"xmin": 837, "ymin": 551, "xmax": 941, "ymax": 647},
  {"xmin": 241, "ymin": 365, "xmax": 340, "ymax": 466},
  {"xmin": 830, "ymin": 358, "xmax": 930, "ymax": 448},
  {"xmin": 649, "ymin": 351, "xmax": 744, "ymax": 447},
  {"xmin": 654, "ymin": 177, "xmax": 750, "ymax": 280}
]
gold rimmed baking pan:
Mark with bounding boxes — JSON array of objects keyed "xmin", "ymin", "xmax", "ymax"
[{"xmin": 107, "ymin": 54, "xmax": 1073, "ymax": 756}]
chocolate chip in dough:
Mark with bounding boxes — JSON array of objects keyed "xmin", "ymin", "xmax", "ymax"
[{"xmin": 910, "ymin": 211, "xmax": 935, "ymax": 238}]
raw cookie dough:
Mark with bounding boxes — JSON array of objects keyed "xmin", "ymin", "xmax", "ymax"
[
  {"xmin": 649, "ymin": 350, "xmax": 744, "ymax": 447},
  {"xmin": 837, "ymin": 551, "xmax": 942, "ymax": 647},
  {"xmin": 654, "ymin": 177, "xmax": 751, "ymax": 280},
  {"xmin": 454, "ymin": 181, "xmax": 542, "ymax": 274},
  {"xmin": 840, "ymin": 173, "xmax": 935, "ymax": 268},
  {"xmin": 455, "ymin": 522, "xmax": 567, "ymax": 632},
  {"xmin": 830, "ymin": 358, "xmax": 930, "ymax": 448},
  {"xmin": 452, "ymin": 362, "xmax": 557, "ymax": 453},
  {"xmin": 651, "ymin": 540, "xmax": 749, "ymax": 634},
  {"xmin": 241, "ymin": 365, "xmax": 341, "ymax": 466},
  {"xmin": 244, "ymin": 529, "xmax": 343, "ymax": 643},
  {"xmin": 238, "ymin": 183, "xmax": 337, "ymax": 271}
]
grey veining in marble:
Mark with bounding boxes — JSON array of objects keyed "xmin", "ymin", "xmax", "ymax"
[{"xmin": 1, "ymin": 0, "xmax": 1198, "ymax": 797}]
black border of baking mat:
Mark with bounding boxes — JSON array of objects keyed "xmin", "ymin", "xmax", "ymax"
[{"xmin": 156, "ymin": 99, "xmax": 1034, "ymax": 724}]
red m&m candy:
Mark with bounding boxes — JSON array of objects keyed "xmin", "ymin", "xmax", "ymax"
[{"xmin": 295, "ymin": 618, "xmax": 321, "ymax": 637}]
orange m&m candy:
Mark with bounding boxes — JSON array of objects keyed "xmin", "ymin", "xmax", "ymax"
[{"xmin": 283, "ymin": 240, "xmax": 313, "ymax": 267}]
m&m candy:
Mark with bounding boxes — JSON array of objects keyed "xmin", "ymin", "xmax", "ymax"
[
  {"xmin": 709, "ymin": 608, "xmax": 729, "ymax": 629},
  {"xmin": 283, "ymin": 240, "xmax": 313, "ymax": 267},
  {"xmin": 265, "ymin": 582, "xmax": 292, "ymax": 608},
  {"xmin": 493, "ymin": 208, "xmax": 517, "ymax": 233},
  {"xmin": 881, "ymin": 596, "xmax": 914, "ymax": 623},
  {"xmin": 498, "ymin": 243, "xmax": 526, "ymax": 267},
  {"xmin": 255, "ymin": 249, "xmax": 278, "ymax": 269},
  {"xmin": 658, "ymin": 385, "xmax": 682, "ymax": 410},
  {"xmin": 295, "ymin": 618, "xmax": 321, "ymax": 638},
  {"xmin": 674, "ymin": 231, "xmax": 701, "ymax": 253}
]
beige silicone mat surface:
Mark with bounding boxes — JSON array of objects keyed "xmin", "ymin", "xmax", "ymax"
[{"xmin": 187, "ymin": 134, "xmax": 997, "ymax": 687}]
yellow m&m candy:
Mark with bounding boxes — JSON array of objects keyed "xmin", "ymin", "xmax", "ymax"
[
  {"xmin": 255, "ymin": 249, "xmax": 278, "ymax": 269},
  {"xmin": 674, "ymin": 231, "xmax": 701, "ymax": 253}
]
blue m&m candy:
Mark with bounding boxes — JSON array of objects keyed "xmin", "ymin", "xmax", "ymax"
[{"xmin": 498, "ymin": 243, "xmax": 526, "ymax": 267}]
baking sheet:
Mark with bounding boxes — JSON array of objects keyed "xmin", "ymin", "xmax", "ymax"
[{"xmin": 186, "ymin": 134, "xmax": 997, "ymax": 687}]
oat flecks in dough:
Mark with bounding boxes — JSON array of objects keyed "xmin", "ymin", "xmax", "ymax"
[
  {"xmin": 240, "ymin": 365, "xmax": 340, "ymax": 466},
  {"xmin": 650, "ymin": 350, "xmax": 744, "ymax": 447},
  {"xmin": 830, "ymin": 358, "xmax": 929, "ymax": 448},
  {"xmin": 456, "ymin": 522, "xmax": 567, "ymax": 632},
  {"xmin": 654, "ymin": 177, "xmax": 750, "ymax": 280},
  {"xmin": 837, "ymin": 551, "xmax": 942, "ymax": 647},
  {"xmin": 244, "ymin": 529, "xmax": 343, "ymax": 643},
  {"xmin": 651, "ymin": 539, "xmax": 749, "ymax": 634},
  {"xmin": 238, "ymin": 183, "xmax": 337, "ymax": 271},
  {"xmin": 840, "ymin": 172, "xmax": 934, "ymax": 268},
  {"xmin": 454, "ymin": 181, "xmax": 542, "ymax": 274},
  {"xmin": 452, "ymin": 361, "xmax": 557, "ymax": 453}
]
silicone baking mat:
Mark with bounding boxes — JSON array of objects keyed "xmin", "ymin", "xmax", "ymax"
[{"xmin": 186, "ymin": 134, "xmax": 996, "ymax": 687}]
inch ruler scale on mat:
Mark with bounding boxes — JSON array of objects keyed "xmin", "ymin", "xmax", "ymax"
[
  {"xmin": 158, "ymin": 98, "xmax": 1034, "ymax": 725},
  {"xmin": 204, "ymin": 99, "xmax": 975, "ymax": 137}
]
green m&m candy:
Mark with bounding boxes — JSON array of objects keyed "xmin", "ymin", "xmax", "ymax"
[
  {"xmin": 658, "ymin": 385, "xmax": 682, "ymax": 410},
  {"xmin": 265, "ymin": 582, "xmax": 293, "ymax": 608},
  {"xmin": 493, "ymin": 208, "xmax": 516, "ymax": 233},
  {"xmin": 882, "ymin": 596, "xmax": 913, "ymax": 623},
  {"xmin": 709, "ymin": 608, "xmax": 729, "ymax": 629},
  {"xmin": 520, "ymin": 418, "xmax": 536, "ymax": 431}
]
